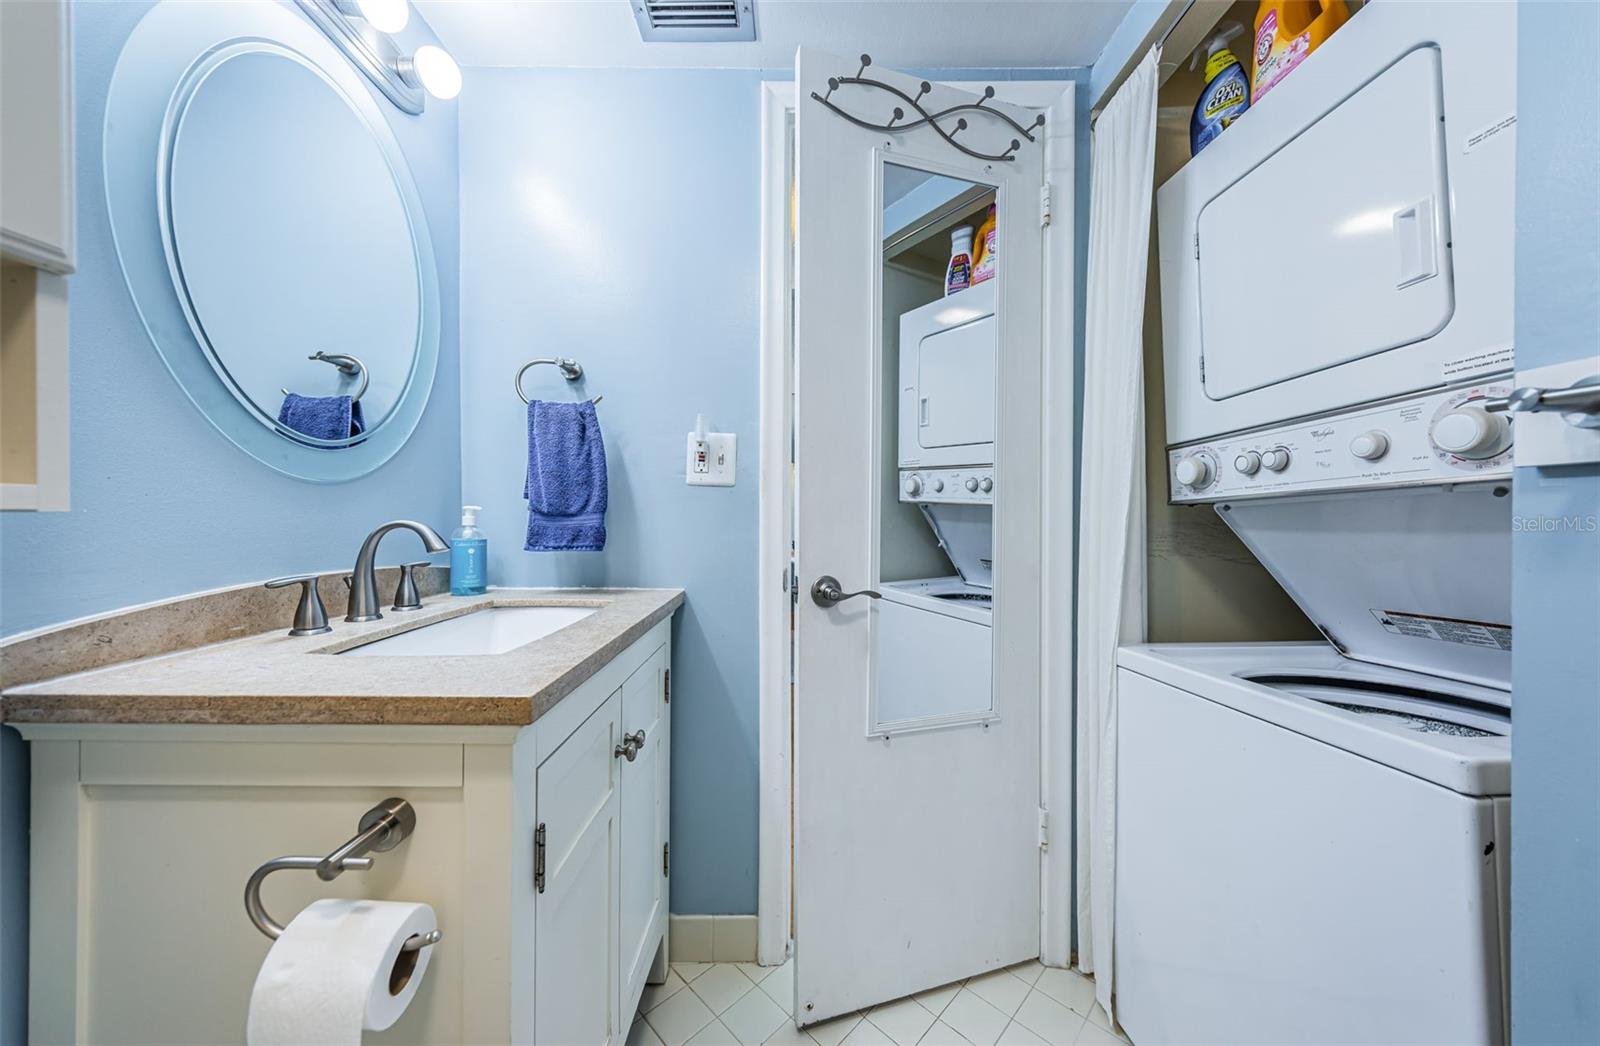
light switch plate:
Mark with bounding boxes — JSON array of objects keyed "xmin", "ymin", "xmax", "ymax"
[{"xmin": 687, "ymin": 432, "xmax": 737, "ymax": 486}]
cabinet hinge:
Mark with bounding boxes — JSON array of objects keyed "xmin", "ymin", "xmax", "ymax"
[
  {"xmin": 1193, "ymin": 233, "xmax": 1200, "ymax": 260},
  {"xmin": 1038, "ymin": 807, "xmax": 1049, "ymax": 850},
  {"xmin": 1199, "ymin": 355, "xmax": 1206, "ymax": 383},
  {"xmin": 534, "ymin": 823, "xmax": 547, "ymax": 893},
  {"xmin": 1039, "ymin": 182, "xmax": 1053, "ymax": 228},
  {"xmin": 664, "ymin": 668, "xmax": 670, "ymax": 704},
  {"xmin": 663, "ymin": 841, "xmax": 671, "ymax": 877}
]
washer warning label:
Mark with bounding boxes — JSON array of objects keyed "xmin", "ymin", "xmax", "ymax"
[
  {"xmin": 1442, "ymin": 346, "xmax": 1514, "ymax": 380},
  {"xmin": 1371, "ymin": 609, "xmax": 1512, "ymax": 650}
]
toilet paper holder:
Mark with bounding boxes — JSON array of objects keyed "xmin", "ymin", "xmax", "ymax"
[{"xmin": 244, "ymin": 797, "xmax": 443, "ymax": 954}]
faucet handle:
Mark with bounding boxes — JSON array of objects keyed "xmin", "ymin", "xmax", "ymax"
[
  {"xmin": 264, "ymin": 575, "xmax": 332, "ymax": 637},
  {"xmin": 392, "ymin": 561, "xmax": 431, "ymax": 612}
]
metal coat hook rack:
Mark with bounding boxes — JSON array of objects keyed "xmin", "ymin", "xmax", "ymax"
[
  {"xmin": 516, "ymin": 357, "xmax": 602, "ymax": 405},
  {"xmin": 811, "ymin": 54, "xmax": 1045, "ymax": 163},
  {"xmin": 243, "ymin": 797, "xmax": 442, "ymax": 953}
]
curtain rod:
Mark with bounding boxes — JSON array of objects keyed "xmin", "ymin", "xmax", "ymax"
[{"xmin": 1090, "ymin": 0, "xmax": 1197, "ymax": 126}]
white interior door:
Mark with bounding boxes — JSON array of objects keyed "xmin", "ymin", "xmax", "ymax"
[{"xmin": 793, "ymin": 47, "xmax": 1046, "ymax": 1024}]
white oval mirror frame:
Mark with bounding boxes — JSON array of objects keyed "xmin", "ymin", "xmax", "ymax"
[{"xmin": 104, "ymin": 0, "xmax": 440, "ymax": 481}]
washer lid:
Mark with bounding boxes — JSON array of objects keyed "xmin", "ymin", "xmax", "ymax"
[
  {"xmin": 1216, "ymin": 483, "xmax": 1511, "ymax": 696},
  {"xmin": 917, "ymin": 503, "xmax": 992, "ymax": 589}
]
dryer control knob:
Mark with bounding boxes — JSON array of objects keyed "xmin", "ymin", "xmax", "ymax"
[
  {"xmin": 1261, "ymin": 447, "xmax": 1291, "ymax": 472},
  {"xmin": 1174, "ymin": 455, "xmax": 1212, "ymax": 488},
  {"xmin": 964, "ymin": 477, "xmax": 981, "ymax": 493},
  {"xmin": 931, "ymin": 478, "xmax": 945, "ymax": 493},
  {"xmin": 1233, "ymin": 451, "xmax": 1261, "ymax": 475},
  {"xmin": 1432, "ymin": 405, "xmax": 1511, "ymax": 459},
  {"xmin": 903, "ymin": 474, "xmax": 923, "ymax": 496},
  {"xmin": 979, "ymin": 477, "xmax": 993, "ymax": 493},
  {"xmin": 1350, "ymin": 430, "xmax": 1390, "ymax": 461}
]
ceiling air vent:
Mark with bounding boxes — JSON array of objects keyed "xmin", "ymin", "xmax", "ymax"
[{"xmin": 633, "ymin": 0, "xmax": 756, "ymax": 42}]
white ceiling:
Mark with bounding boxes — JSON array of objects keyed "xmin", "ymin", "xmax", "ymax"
[{"xmin": 413, "ymin": 0, "xmax": 1134, "ymax": 71}]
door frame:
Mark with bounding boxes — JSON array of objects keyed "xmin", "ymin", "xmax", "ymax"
[{"xmin": 757, "ymin": 77, "xmax": 1078, "ymax": 969}]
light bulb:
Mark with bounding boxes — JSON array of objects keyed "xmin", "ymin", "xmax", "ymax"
[
  {"xmin": 412, "ymin": 45, "xmax": 461, "ymax": 100},
  {"xmin": 356, "ymin": 0, "xmax": 409, "ymax": 34}
]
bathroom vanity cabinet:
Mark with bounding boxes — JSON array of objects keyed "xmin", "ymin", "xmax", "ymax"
[{"xmin": 15, "ymin": 614, "xmax": 673, "ymax": 1045}]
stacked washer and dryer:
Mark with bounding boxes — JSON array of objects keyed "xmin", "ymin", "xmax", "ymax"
[
  {"xmin": 1117, "ymin": 4, "xmax": 1517, "ymax": 1045},
  {"xmin": 875, "ymin": 281, "xmax": 998, "ymax": 726}
]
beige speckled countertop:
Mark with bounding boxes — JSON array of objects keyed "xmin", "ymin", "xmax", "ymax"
[{"xmin": 2, "ymin": 588, "xmax": 683, "ymax": 726}]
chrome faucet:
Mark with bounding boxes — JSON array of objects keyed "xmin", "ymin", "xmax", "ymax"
[{"xmin": 346, "ymin": 520, "xmax": 449, "ymax": 623}]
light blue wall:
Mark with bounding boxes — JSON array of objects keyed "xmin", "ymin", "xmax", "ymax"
[
  {"xmin": 0, "ymin": 4, "xmax": 462, "ymax": 1039},
  {"xmin": 1510, "ymin": 2, "xmax": 1600, "ymax": 1041},
  {"xmin": 459, "ymin": 67, "xmax": 763, "ymax": 913}
]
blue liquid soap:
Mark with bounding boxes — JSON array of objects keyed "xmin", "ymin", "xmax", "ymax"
[{"xmin": 451, "ymin": 504, "xmax": 488, "ymax": 596}]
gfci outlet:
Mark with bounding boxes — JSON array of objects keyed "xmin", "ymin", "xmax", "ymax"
[{"xmin": 686, "ymin": 431, "xmax": 736, "ymax": 486}]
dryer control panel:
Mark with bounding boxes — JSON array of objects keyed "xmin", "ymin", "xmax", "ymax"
[
  {"xmin": 1168, "ymin": 382, "xmax": 1513, "ymax": 503},
  {"xmin": 900, "ymin": 467, "xmax": 994, "ymax": 505}
]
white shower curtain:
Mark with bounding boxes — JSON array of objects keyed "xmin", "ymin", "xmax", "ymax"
[{"xmin": 1074, "ymin": 44, "xmax": 1160, "ymax": 1023}]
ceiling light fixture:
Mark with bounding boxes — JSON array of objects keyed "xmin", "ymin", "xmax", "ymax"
[
  {"xmin": 397, "ymin": 45, "xmax": 462, "ymax": 101},
  {"xmin": 337, "ymin": 0, "xmax": 410, "ymax": 34}
]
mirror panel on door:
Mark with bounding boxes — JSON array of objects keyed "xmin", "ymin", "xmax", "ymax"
[{"xmin": 872, "ymin": 161, "xmax": 998, "ymax": 735}]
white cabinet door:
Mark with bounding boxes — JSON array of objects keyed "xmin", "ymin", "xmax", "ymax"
[
  {"xmin": 536, "ymin": 692, "xmax": 622, "ymax": 1046},
  {"xmin": 619, "ymin": 644, "xmax": 669, "ymax": 1017},
  {"xmin": 0, "ymin": 0, "xmax": 73, "ymax": 272}
]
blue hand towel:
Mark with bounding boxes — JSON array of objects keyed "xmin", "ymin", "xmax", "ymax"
[
  {"xmin": 525, "ymin": 400, "xmax": 607, "ymax": 552},
  {"xmin": 278, "ymin": 393, "xmax": 365, "ymax": 441}
]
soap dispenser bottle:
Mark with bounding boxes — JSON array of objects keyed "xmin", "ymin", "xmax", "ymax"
[{"xmin": 450, "ymin": 505, "xmax": 488, "ymax": 596}]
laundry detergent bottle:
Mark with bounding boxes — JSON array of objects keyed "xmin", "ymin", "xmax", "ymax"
[
  {"xmin": 1189, "ymin": 24, "xmax": 1250, "ymax": 155},
  {"xmin": 945, "ymin": 225, "xmax": 974, "ymax": 296},
  {"xmin": 1251, "ymin": 0, "xmax": 1349, "ymax": 103}
]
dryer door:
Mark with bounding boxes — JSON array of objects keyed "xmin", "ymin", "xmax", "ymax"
[{"xmin": 1197, "ymin": 47, "xmax": 1453, "ymax": 401}]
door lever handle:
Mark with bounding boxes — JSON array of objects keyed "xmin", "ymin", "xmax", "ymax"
[
  {"xmin": 1484, "ymin": 377, "xmax": 1600, "ymax": 429},
  {"xmin": 810, "ymin": 575, "xmax": 882, "ymax": 608}
]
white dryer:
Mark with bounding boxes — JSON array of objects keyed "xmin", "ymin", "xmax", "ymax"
[
  {"xmin": 898, "ymin": 280, "xmax": 996, "ymax": 470},
  {"xmin": 1157, "ymin": 1, "xmax": 1516, "ymax": 444}
]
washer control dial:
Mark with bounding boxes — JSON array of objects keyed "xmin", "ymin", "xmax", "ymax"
[
  {"xmin": 1261, "ymin": 447, "xmax": 1291, "ymax": 472},
  {"xmin": 1233, "ymin": 451, "xmax": 1261, "ymax": 475},
  {"xmin": 1174, "ymin": 455, "xmax": 1213, "ymax": 488},
  {"xmin": 931, "ymin": 478, "xmax": 945, "ymax": 493},
  {"xmin": 979, "ymin": 477, "xmax": 993, "ymax": 493},
  {"xmin": 1431, "ymin": 404, "xmax": 1511, "ymax": 459},
  {"xmin": 1350, "ymin": 430, "xmax": 1390, "ymax": 461},
  {"xmin": 902, "ymin": 474, "xmax": 922, "ymax": 496},
  {"xmin": 964, "ymin": 477, "xmax": 980, "ymax": 493}
]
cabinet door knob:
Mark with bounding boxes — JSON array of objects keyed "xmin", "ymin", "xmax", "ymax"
[{"xmin": 613, "ymin": 730, "xmax": 646, "ymax": 761}]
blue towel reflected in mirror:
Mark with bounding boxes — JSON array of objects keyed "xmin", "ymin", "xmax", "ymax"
[{"xmin": 277, "ymin": 393, "xmax": 365, "ymax": 442}]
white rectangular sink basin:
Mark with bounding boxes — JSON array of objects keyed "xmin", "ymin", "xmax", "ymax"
[{"xmin": 339, "ymin": 606, "xmax": 598, "ymax": 657}]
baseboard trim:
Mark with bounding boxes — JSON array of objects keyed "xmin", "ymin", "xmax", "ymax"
[{"xmin": 669, "ymin": 914, "xmax": 758, "ymax": 963}]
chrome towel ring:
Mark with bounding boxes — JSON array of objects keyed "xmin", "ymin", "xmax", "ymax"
[
  {"xmin": 516, "ymin": 357, "xmax": 601, "ymax": 405},
  {"xmin": 280, "ymin": 350, "xmax": 370, "ymax": 402}
]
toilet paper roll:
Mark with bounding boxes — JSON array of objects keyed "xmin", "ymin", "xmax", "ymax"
[{"xmin": 246, "ymin": 898, "xmax": 437, "ymax": 1046}]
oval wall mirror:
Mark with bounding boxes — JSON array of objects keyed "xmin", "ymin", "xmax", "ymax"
[{"xmin": 105, "ymin": 1, "xmax": 440, "ymax": 481}]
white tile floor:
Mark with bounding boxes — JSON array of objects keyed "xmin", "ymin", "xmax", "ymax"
[{"xmin": 631, "ymin": 958, "xmax": 1131, "ymax": 1046}]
